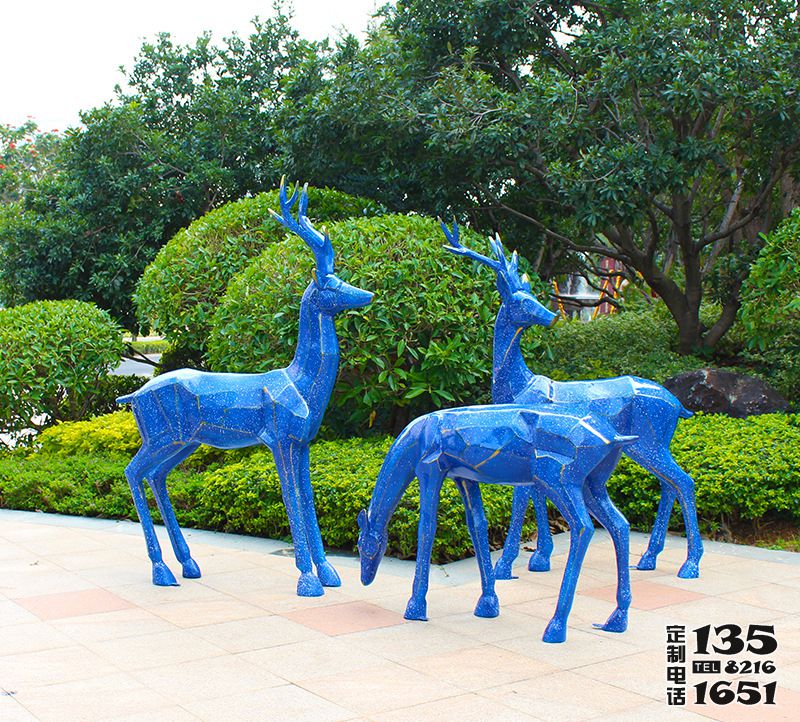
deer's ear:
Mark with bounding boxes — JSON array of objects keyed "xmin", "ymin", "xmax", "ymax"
[{"xmin": 357, "ymin": 509, "xmax": 368, "ymax": 531}]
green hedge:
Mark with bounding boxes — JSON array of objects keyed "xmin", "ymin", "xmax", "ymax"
[
  {"xmin": 134, "ymin": 186, "xmax": 382, "ymax": 364},
  {"xmin": 2, "ymin": 411, "xmax": 799, "ymax": 563}
]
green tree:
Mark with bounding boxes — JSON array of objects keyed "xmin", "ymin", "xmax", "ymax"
[
  {"xmin": 0, "ymin": 7, "xmax": 309, "ymax": 328},
  {"xmin": 281, "ymin": 0, "xmax": 800, "ymax": 353},
  {"xmin": 0, "ymin": 121, "xmax": 61, "ymax": 204}
]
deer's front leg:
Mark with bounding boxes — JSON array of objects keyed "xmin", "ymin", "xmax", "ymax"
[
  {"xmin": 297, "ymin": 444, "xmax": 340, "ymax": 587},
  {"xmin": 271, "ymin": 440, "xmax": 324, "ymax": 597},
  {"xmin": 405, "ymin": 466, "xmax": 445, "ymax": 621},
  {"xmin": 542, "ymin": 484, "xmax": 594, "ymax": 643}
]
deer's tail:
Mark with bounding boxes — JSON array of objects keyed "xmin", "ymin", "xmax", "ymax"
[{"xmin": 678, "ymin": 405, "xmax": 694, "ymax": 419}]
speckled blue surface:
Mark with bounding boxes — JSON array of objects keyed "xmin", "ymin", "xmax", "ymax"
[
  {"xmin": 442, "ymin": 222, "xmax": 703, "ymax": 582},
  {"xmin": 358, "ymin": 404, "xmax": 636, "ymax": 643},
  {"xmin": 118, "ymin": 181, "xmax": 372, "ymax": 596}
]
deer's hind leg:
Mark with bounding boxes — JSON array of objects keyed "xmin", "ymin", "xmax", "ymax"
[
  {"xmin": 124, "ymin": 444, "xmax": 179, "ymax": 586},
  {"xmin": 628, "ymin": 445, "xmax": 704, "ymax": 578},
  {"xmin": 494, "ymin": 487, "xmax": 529, "ymax": 579},
  {"xmin": 147, "ymin": 442, "xmax": 202, "ymax": 579},
  {"xmin": 454, "ymin": 478, "xmax": 499, "ymax": 618},
  {"xmin": 297, "ymin": 444, "xmax": 340, "ymax": 587}
]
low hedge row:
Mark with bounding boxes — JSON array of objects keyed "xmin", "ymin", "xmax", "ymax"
[{"xmin": 2, "ymin": 411, "xmax": 798, "ymax": 563}]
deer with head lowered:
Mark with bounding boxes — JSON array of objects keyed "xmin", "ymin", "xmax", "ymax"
[
  {"xmin": 442, "ymin": 221, "xmax": 703, "ymax": 580},
  {"xmin": 118, "ymin": 180, "xmax": 372, "ymax": 596}
]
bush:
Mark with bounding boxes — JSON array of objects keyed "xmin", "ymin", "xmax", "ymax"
[
  {"xmin": 135, "ymin": 186, "xmax": 382, "ymax": 365},
  {"xmin": 208, "ymin": 214, "xmax": 504, "ymax": 434},
  {"xmin": 608, "ymin": 413, "xmax": 800, "ymax": 532},
  {"xmin": 0, "ymin": 300, "xmax": 124, "ymax": 445},
  {"xmin": 3, "ymin": 410, "xmax": 799, "ymax": 563},
  {"xmin": 521, "ymin": 303, "xmax": 711, "ymax": 383}
]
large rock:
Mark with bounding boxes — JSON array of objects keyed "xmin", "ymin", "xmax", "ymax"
[{"xmin": 664, "ymin": 368, "xmax": 790, "ymax": 418}]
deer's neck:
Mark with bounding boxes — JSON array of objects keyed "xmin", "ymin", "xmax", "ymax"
[
  {"xmin": 288, "ymin": 284, "xmax": 340, "ymax": 415},
  {"xmin": 492, "ymin": 304, "xmax": 535, "ymax": 403}
]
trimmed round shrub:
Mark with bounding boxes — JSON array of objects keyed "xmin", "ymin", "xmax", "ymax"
[
  {"xmin": 134, "ymin": 186, "xmax": 382, "ymax": 364},
  {"xmin": 0, "ymin": 300, "xmax": 123, "ymax": 444},
  {"xmin": 207, "ymin": 214, "xmax": 507, "ymax": 434}
]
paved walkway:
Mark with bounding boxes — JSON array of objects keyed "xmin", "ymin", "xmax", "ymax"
[{"xmin": 1, "ymin": 510, "xmax": 798, "ymax": 721}]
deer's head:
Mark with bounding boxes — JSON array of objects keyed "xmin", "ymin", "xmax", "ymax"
[
  {"xmin": 442, "ymin": 220, "xmax": 557, "ymax": 329},
  {"xmin": 357, "ymin": 509, "xmax": 386, "ymax": 585},
  {"xmin": 271, "ymin": 179, "xmax": 373, "ymax": 315}
]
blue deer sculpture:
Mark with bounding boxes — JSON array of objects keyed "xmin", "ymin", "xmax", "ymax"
[
  {"xmin": 118, "ymin": 180, "xmax": 372, "ymax": 596},
  {"xmin": 358, "ymin": 404, "xmax": 637, "ymax": 643},
  {"xmin": 441, "ymin": 222, "xmax": 703, "ymax": 580}
]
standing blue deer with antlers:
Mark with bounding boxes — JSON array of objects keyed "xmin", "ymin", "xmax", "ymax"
[
  {"xmin": 118, "ymin": 180, "xmax": 372, "ymax": 596},
  {"xmin": 441, "ymin": 221, "xmax": 703, "ymax": 580}
]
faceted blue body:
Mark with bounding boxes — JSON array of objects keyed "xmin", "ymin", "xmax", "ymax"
[
  {"xmin": 358, "ymin": 404, "xmax": 636, "ymax": 643},
  {"xmin": 441, "ymin": 222, "xmax": 703, "ymax": 581},
  {"xmin": 118, "ymin": 182, "xmax": 372, "ymax": 597}
]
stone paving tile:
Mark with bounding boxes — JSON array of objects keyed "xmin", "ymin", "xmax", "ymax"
[
  {"xmin": 3, "ymin": 512, "xmax": 800, "ymax": 721},
  {"xmin": 0, "ymin": 599, "xmax": 41, "ymax": 627},
  {"xmin": 0, "ymin": 645, "xmax": 120, "ymax": 689},
  {"xmin": 240, "ymin": 635, "xmax": 385, "ymax": 683},
  {"xmin": 478, "ymin": 669, "xmax": 653, "ymax": 721},
  {"xmin": 13, "ymin": 672, "xmax": 173, "ymax": 722},
  {"xmin": 16, "ymin": 587, "xmax": 133, "ymax": 620},
  {"xmin": 49, "ymin": 607, "xmax": 179, "ymax": 643},
  {"xmin": 148, "ymin": 596, "xmax": 266, "ymax": 628},
  {"xmin": 343, "ymin": 621, "xmax": 482, "ymax": 663},
  {"xmin": 282, "ymin": 600, "xmax": 406, "ymax": 635},
  {"xmin": 403, "ymin": 643, "xmax": 556, "ymax": 692},
  {"xmin": 372, "ymin": 692, "xmax": 538, "ymax": 721},
  {"xmin": 297, "ymin": 660, "xmax": 465, "ymax": 715},
  {"xmin": 721, "ymin": 583, "xmax": 800, "ymax": 616},
  {"xmin": 191, "ymin": 614, "xmax": 320, "ymax": 653},
  {"xmin": 0, "ymin": 621, "xmax": 74, "ymax": 657},
  {"xmin": 85, "ymin": 629, "xmax": 227, "ymax": 672},
  {"xmin": 582, "ymin": 578, "xmax": 707, "ymax": 611},
  {"xmin": 99, "ymin": 706, "xmax": 200, "ymax": 722},
  {"xmin": 132, "ymin": 654, "xmax": 285, "ymax": 705},
  {"xmin": 0, "ymin": 695, "xmax": 39, "ymax": 722},
  {"xmin": 182, "ymin": 684, "xmax": 353, "ymax": 722}
]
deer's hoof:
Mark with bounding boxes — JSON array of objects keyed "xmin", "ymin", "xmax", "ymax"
[
  {"xmin": 494, "ymin": 559, "xmax": 516, "ymax": 580},
  {"xmin": 594, "ymin": 608, "xmax": 628, "ymax": 634},
  {"xmin": 316, "ymin": 561, "xmax": 341, "ymax": 587},
  {"xmin": 297, "ymin": 572, "xmax": 324, "ymax": 597},
  {"xmin": 636, "ymin": 553, "xmax": 658, "ymax": 571},
  {"xmin": 182, "ymin": 558, "xmax": 201, "ymax": 579},
  {"xmin": 404, "ymin": 598, "xmax": 428, "ymax": 621},
  {"xmin": 474, "ymin": 593, "xmax": 500, "ymax": 618},
  {"xmin": 152, "ymin": 561, "xmax": 179, "ymax": 587},
  {"xmin": 677, "ymin": 560, "xmax": 700, "ymax": 579},
  {"xmin": 542, "ymin": 618, "xmax": 567, "ymax": 644},
  {"xmin": 528, "ymin": 552, "xmax": 551, "ymax": 573}
]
